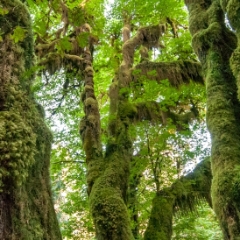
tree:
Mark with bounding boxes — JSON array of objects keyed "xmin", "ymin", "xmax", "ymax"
[
  {"xmin": 0, "ymin": 0, "xmax": 61, "ymax": 239},
  {"xmin": 0, "ymin": 0, "xmax": 231, "ymax": 239},
  {"xmin": 185, "ymin": 0, "xmax": 240, "ymax": 239}
]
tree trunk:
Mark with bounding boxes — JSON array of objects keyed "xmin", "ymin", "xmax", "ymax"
[
  {"xmin": 144, "ymin": 158, "xmax": 212, "ymax": 240},
  {"xmin": 79, "ymin": 31, "xmax": 134, "ymax": 238},
  {"xmin": 185, "ymin": 0, "xmax": 240, "ymax": 239},
  {"xmin": 0, "ymin": 0, "xmax": 62, "ymax": 239}
]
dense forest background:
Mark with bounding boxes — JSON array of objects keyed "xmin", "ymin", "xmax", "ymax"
[{"xmin": 1, "ymin": 0, "xmax": 240, "ymax": 239}]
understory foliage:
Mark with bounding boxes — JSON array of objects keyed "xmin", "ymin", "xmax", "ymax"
[{"xmin": 2, "ymin": 0, "xmax": 239, "ymax": 239}]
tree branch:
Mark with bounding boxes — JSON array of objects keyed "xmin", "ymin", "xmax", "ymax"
[{"xmin": 133, "ymin": 60, "xmax": 203, "ymax": 87}]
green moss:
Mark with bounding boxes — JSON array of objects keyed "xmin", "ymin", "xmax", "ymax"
[
  {"xmin": 118, "ymin": 102, "xmax": 137, "ymax": 120},
  {"xmin": 144, "ymin": 191, "xmax": 175, "ymax": 240},
  {"xmin": 89, "ymin": 152, "xmax": 133, "ymax": 240},
  {"xmin": 0, "ymin": 110, "xmax": 36, "ymax": 188},
  {"xmin": 185, "ymin": 0, "xmax": 240, "ymax": 238},
  {"xmin": 85, "ymin": 97, "xmax": 98, "ymax": 107}
]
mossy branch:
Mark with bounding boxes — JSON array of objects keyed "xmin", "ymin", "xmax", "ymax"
[
  {"xmin": 133, "ymin": 101, "xmax": 199, "ymax": 130},
  {"xmin": 172, "ymin": 157, "xmax": 212, "ymax": 211},
  {"xmin": 122, "ymin": 24, "xmax": 165, "ymax": 68},
  {"xmin": 133, "ymin": 60, "xmax": 204, "ymax": 87}
]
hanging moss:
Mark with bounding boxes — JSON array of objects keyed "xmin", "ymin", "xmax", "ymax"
[
  {"xmin": 133, "ymin": 60, "xmax": 203, "ymax": 87},
  {"xmin": 122, "ymin": 24, "xmax": 165, "ymax": 69},
  {"xmin": 118, "ymin": 102, "xmax": 137, "ymax": 120}
]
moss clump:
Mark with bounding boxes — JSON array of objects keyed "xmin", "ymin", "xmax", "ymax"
[
  {"xmin": 0, "ymin": 1, "xmax": 62, "ymax": 239},
  {"xmin": 85, "ymin": 97, "xmax": 98, "ymax": 108},
  {"xmin": 89, "ymin": 151, "xmax": 133, "ymax": 240},
  {"xmin": 118, "ymin": 102, "xmax": 137, "ymax": 120},
  {"xmin": 0, "ymin": 110, "xmax": 36, "ymax": 189}
]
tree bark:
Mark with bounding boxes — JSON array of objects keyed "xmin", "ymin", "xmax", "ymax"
[
  {"xmin": 220, "ymin": 0, "xmax": 240, "ymax": 100},
  {"xmin": 79, "ymin": 30, "xmax": 134, "ymax": 238},
  {"xmin": 0, "ymin": 0, "xmax": 62, "ymax": 239},
  {"xmin": 185, "ymin": 0, "xmax": 240, "ymax": 239}
]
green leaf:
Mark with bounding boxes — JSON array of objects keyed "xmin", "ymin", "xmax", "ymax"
[
  {"xmin": 0, "ymin": 7, "xmax": 9, "ymax": 15},
  {"xmin": 55, "ymin": 36, "xmax": 73, "ymax": 54},
  {"xmin": 10, "ymin": 26, "xmax": 26, "ymax": 43},
  {"xmin": 77, "ymin": 32, "xmax": 90, "ymax": 48}
]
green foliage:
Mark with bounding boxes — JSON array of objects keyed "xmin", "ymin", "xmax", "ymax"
[
  {"xmin": 56, "ymin": 36, "xmax": 73, "ymax": 53},
  {"xmin": 173, "ymin": 203, "xmax": 223, "ymax": 240},
  {"xmin": 0, "ymin": 7, "xmax": 8, "ymax": 15},
  {"xmin": 10, "ymin": 26, "xmax": 27, "ymax": 43}
]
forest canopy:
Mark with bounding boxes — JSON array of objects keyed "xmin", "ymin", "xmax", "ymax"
[{"xmin": 1, "ymin": 0, "xmax": 240, "ymax": 239}]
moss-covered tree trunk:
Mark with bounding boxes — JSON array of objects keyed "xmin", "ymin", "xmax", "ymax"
[
  {"xmin": 79, "ymin": 22, "xmax": 134, "ymax": 237},
  {"xmin": 185, "ymin": 0, "xmax": 240, "ymax": 239},
  {"xmin": 0, "ymin": 1, "xmax": 62, "ymax": 239},
  {"xmin": 144, "ymin": 158, "xmax": 212, "ymax": 240},
  {"xmin": 79, "ymin": 12, "xmax": 206, "ymax": 237}
]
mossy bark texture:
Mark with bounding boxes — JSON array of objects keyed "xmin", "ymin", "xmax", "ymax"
[
  {"xmin": 0, "ymin": 1, "xmax": 61, "ymax": 239},
  {"xmin": 144, "ymin": 158, "xmax": 212, "ymax": 240},
  {"xmin": 220, "ymin": 0, "xmax": 240, "ymax": 100},
  {"xmin": 185, "ymin": 0, "xmax": 240, "ymax": 239}
]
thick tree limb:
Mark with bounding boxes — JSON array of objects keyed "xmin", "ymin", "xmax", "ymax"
[{"xmin": 133, "ymin": 101, "xmax": 198, "ymax": 131}]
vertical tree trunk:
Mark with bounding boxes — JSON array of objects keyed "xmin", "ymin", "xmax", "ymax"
[
  {"xmin": 0, "ymin": 1, "xmax": 62, "ymax": 239},
  {"xmin": 185, "ymin": 0, "xmax": 240, "ymax": 239},
  {"xmin": 79, "ymin": 32, "xmax": 134, "ymax": 239},
  {"xmin": 144, "ymin": 190, "xmax": 175, "ymax": 240}
]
